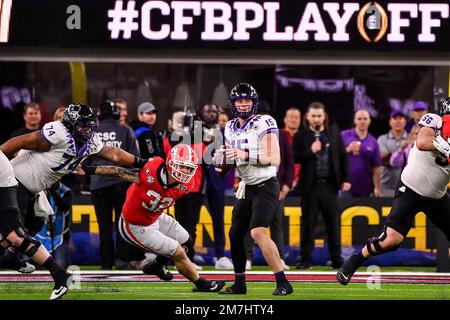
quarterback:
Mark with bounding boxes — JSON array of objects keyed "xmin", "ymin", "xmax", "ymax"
[{"xmin": 214, "ymin": 83, "xmax": 293, "ymax": 296}]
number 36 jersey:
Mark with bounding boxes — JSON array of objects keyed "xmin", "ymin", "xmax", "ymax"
[
  {"xmin": 11, "ymin": 121, "xmax": 103, "ymax": 194},
  {"xmin": 122, "ymin": 157, "xmax": 194, "ymax": 226}
]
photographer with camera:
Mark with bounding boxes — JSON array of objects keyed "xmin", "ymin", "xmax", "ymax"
[
  {"xmin": 88, "ymin": 100, "xmax": 146, "ymax": 270},
  {"xmin": 198, "ymin": 104, "xmax": 233, "ymax": 270},
  {"xmin": 160, "ymin": 109, "xmax": 208, "ymax": 270}
]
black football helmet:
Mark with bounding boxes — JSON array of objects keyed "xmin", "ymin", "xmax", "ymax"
[
  {"xmin": 97, "ymin": 100, "xmax": 120, "ymax": 121},
  {"xmin": 229, "ymin": 83, "xmax": 258, "ymax": 119},
  {"xmin": 440, "ymin": 97, "xmax": 450, "ymax": 116},
  {"xmin": 62, "ymin": 103, "xmax": 97, "ymax": 143}
]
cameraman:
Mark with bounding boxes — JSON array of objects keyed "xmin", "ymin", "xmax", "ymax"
[
  {"xmin": 160, "ymin": 110, "xmax": 208, "ymax": 270},
  {"xmin": 198, "ymin": 104, "xmax": 233, "ymax": 270},
  {"xmin": 88, "ymin": 101, "xmax": 146, "ymax": 270}
]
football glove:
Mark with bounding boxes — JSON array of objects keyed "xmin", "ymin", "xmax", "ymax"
[{"xmin": 432, "ymin": 135, "xmax": 450, "ymax": 158}]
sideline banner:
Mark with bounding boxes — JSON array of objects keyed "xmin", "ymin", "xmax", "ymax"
[
  {"xmin": 1, "ymin": 1, "xmax": 449, "ymax": 51},
  {"xmin": 70, "ymin": 195, "xmax": 440, "ymax": 266}
]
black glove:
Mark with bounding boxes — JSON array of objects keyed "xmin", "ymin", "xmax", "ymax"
[
  {"xmin": 133, "ymin": 156, "xmax": 148, "ymax": 168},
  {"xmin": 82, "ymin": 163, "xmax": 97, "ymax": 175}
]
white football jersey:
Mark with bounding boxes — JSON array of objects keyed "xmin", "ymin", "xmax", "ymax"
[
  {"xmin": 401, "ymin": 113, "xmax": 450, "ymax": 199},
  {"xmin": 224, "ymin": 114, "xmax": 278, "ymax": 185},
  {"xmin": 11, "ymin": 121, "xmax": 103, "ymax": 194},
  {"xmin": 0, "ymin": 150, "xmax": 18, "ymax": 187}
]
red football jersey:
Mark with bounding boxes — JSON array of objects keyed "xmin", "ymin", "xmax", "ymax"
[{"xmin": 122, "ymin": 157, "xmax": 195, "ymax": 226}]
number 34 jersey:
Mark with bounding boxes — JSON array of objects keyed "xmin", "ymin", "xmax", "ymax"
[
  {"xmin": 11, "ymin": 121, "xmax": 103, "ymax": 194},
  {"xmin": 122, "ymin": 157, "xmax": 195, "ymax": 226}
]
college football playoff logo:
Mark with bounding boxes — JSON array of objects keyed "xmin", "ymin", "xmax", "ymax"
[{"xmin": 357, "ymin": 2, "xmax": 388, "ymax": 43}]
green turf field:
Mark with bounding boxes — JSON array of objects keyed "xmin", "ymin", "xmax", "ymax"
[{"xmin": 0, "ymin": 281, "xmax": 449, "ymax": 300}]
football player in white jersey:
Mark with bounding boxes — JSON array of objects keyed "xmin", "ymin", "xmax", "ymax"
[
  {"xmin": 0, "ymin": 150, "xmax": 72, "ymax": 300},
  {"xmin": 337, "ymin": 97, "xmax": 450, "ymax": 285},
  {"xmin": 0, "ymin": 104, "xmax": 149, "ymax": 273},
  {"xmin": 215, "ymin": 83, "xmax": 293, "ymax": 296}
]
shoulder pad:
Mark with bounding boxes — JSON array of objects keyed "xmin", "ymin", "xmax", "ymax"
[{"xmin": 419, "ymin": 113, "xmax": 442, "ymax": 130}]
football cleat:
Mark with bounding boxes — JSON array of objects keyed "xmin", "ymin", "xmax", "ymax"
[
  {"xmin": 336, "ymin": 268, "xmax": 354, "ymax": 286},
  {"xmin": 50, "ymin": 273, "xmax": 73, "ymax": 300},
  {"xmin": 0, "ymin": 252, "xmax": 35, "ymax": 274},
  {"xmin": 193, "ymin": 280, "xmax": 226, "ymax": 293},
  {"xmin": 142, "ymin": 263, "xmax": 174, "ymax": 281},
  {"xmin": 18, "ymin": 262, "xmax": 36, "ymax": 274},
  {"xmin": 218, "ymin": 284, "xmax": 247, "ymax": 295},
  {"xmin": 336, "ymin": 253, "xmax": 364, "ymax": 286},
  {"xmin": 272, "ymin": 282, "xmax": 294, "ymax": 296}
]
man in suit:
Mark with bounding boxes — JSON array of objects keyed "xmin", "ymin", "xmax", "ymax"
[{"xmin": 293, "ymin": 102, "xmax": 351, "ymax": 269}]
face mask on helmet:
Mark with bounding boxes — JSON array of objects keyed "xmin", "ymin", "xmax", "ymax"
[
  {"xmin": 63, "ymin": 104, "xmax": 97, "ymax": 144},
  {"xmin": 441, "ymin": 97, "xmax": 450, "ymax": 140},
  {"xmin": 229, "ymin": 83, "xmax": 258, "ymax": 119},
  {"xmin": 166, "ymin": 144, "xmax": 198, "ymax": 184}
]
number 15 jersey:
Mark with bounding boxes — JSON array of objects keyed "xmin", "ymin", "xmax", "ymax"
[
  {"xmin": 121, "ymin": 157, "xmax": 195, "ymax": 226},
  {"xmin": 224, "ymin": 114, "xmax": 278, "ymax": 185}
]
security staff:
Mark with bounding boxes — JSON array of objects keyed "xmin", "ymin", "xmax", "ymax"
[{"xmin": 88, "ymin": 101, "xmax": 145, "ymax": 270}]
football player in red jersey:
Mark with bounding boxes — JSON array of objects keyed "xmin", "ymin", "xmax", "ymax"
[{"xmin": 83, "ymin": 144, "xmax": 225, "ymax": 292}]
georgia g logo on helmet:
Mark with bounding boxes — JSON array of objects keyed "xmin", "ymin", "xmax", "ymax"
[
  {"xmin": 62, "ymin": 103, "xmax": 97, "ymax": 144},
  {"xmin": 229, "ymin": 83, "xmax": 258, "ymax": 119},
  {"xmin": 166, "ymin": 144, "xmax": 198, "ymax": 184}
]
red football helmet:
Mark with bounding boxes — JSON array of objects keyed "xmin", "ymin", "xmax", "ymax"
[{"xmin": 166, "ymin": 144, "xmax": 198, "ymax": 183}]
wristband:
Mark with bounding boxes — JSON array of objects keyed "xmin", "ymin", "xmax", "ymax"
[
  {"xmin": 82, "ymin": 164, "xmax": 96, "ymax": 175},
  {"xmin": 133, "ymin": 156, "xmax": 148, "ymax": 168}
]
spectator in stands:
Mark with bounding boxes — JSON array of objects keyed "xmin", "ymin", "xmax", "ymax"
[
  {"xmin": 406, "ymin": 101, "xmax": 428, "ymax": 133},
  {"xmin": 53, "ymin": 107, "xmax": 65, "ymax": 122},
  {"xmin": 10, "ymin": 102, "xmax": 41, "ymax": 138},
  {"xmin": 88, "ymin": 101, "xmax": 145, "ymax": 270},
  {"xmin": 130, "ymin": 102, "xmax": 164, "ymax": 158},
  {"xmin": 114, "ymin": 99, "xmax": 129, "ymax": 126},
  {"xmin": 341, "ymin": 109, "xmax": 382, "ymax": 197},
  {"xmin": 198, "ymin": 104, "xmax": 234, "ymax": 270},
  {"xmin": 218, "ymin": 111, "xmax": 229, "ymax": 130},
  {"xmin": 389, "ymin": 124, "xmax": 420, "ymax": 169},
  {"xmin": 378, "ymin": 110, "xmax": 408, "ymax": 197},
  {"xmin": 283, "ymin": 107, "xmax": 302, "ymax": 193},
  {"xmin": 293, "ymin": 102, "xmax": 350, "ymax": 269},
  {"xmin": 218, "ymin": 111, "xmax": 236, "ymax": 197}
]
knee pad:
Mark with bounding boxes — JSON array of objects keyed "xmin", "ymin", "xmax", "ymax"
[
  {"xmin": 366, "ymin": 227, "xmax": 401, "ymax": 256},
  {"xmin": 24, "ymin": 216, "xmax": 45, "ymax": 236},
  {"xmin": 13, "ymin": 228, "xmax": 42, "ymax": 257}
]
